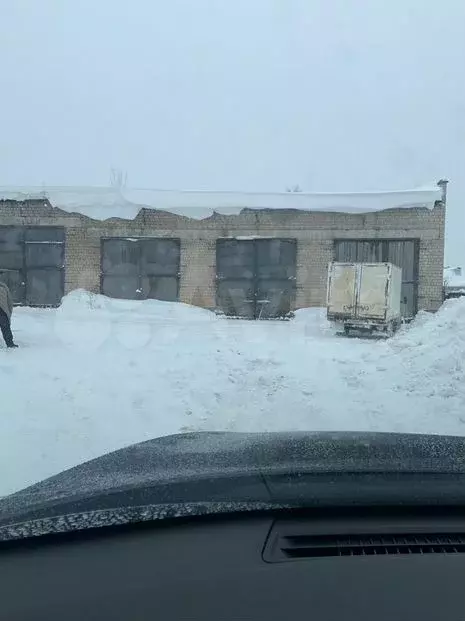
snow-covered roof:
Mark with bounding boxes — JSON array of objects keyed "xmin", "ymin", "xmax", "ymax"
[{"xmin": 0, "ymin": 184, "xmax": 443, "ymax": 221}]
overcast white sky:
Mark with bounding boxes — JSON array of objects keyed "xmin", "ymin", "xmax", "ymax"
[{"xmin": 1, "ymin": 0, "xmax": 464, "ymax": 265}]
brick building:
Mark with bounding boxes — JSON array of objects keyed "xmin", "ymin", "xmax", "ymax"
[{"xmin": 0, "ymin": 182, "xmax": 447, "ymax": 318}]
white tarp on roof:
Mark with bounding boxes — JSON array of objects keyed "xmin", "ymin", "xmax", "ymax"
[{"xmin": 0, "ymin": 184, "xmax": 442, "ymax": 221}]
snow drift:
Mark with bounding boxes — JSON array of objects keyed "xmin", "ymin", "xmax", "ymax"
[{"xmin": 1, "ymin": 292, "xmax": 464, "ymax": 497}]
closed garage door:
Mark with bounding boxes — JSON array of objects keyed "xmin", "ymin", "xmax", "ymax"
[
  {"xmin": 101, "ymin": 238, "xmax": 180, "ymax": 301},
  {"xmin": 0, "ymin": 226, "xmax": 65, "ymax": 306},
  {"xmin": 216, "ymin": 238, "xmax": 296, "ymax": 319},
  {"xmin": 334, "ymin": 239, "xmax": 419, "ymax": 317}
]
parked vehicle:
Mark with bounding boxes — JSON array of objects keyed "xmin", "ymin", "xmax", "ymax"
[
  {"xmin": 327, "ymin": 262, "xmax": 402, "ymax": 337},
  {"xmin": 443, "ymin": 266, "xmax": 465, "ymax": 300}
]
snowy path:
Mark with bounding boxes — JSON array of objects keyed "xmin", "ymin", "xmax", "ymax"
[{"xmin": 1, "ymin": 291, "xmax": 464, "ymax": 496}]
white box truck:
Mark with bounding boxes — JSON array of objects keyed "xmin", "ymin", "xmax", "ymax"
[{"xmin": 326, "ymin": 262, "xmax": 403, "ymax": 337}]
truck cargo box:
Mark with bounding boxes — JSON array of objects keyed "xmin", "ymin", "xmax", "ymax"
[{"xmin": 327, "ymin": 262, "xmax": 402, "ymax": 334}]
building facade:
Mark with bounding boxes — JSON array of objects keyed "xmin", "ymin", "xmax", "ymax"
[{"xmin": 0, "ymin": 186, "xmax": 446, "ymax": 318}]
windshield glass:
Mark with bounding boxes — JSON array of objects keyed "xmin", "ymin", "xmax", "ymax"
[{"xmin": 0, "ymin": 0, "xmax": 464, "ymax": 500}]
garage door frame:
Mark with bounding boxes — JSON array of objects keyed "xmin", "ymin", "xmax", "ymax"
[
  {"xmin": 333, "ymin": 238, "xmax": 420, "ymax": 317},
  {"xmin": 0, "ymin": 225, "xmax": 65, "ymax": 307},
  {"xmin": 216, "ymin": 238, "xmax": 297, "ymax": 319},
  {"xmin": 100, "ymin": 237, "xmax": 181, "ymax": 301}
]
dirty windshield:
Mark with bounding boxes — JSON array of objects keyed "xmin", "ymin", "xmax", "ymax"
[{"xmin": 0, "ymin": 1, "xmax": 464, "ymax": 500}]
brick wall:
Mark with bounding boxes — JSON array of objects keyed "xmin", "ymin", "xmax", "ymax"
[{"xmin": 0, "ymin": 199, "xmax": 446, "ymax": 313}]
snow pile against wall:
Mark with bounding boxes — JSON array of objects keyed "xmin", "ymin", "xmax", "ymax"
[
  {"xmin": 58, "ymin": 289, "xmax": 218, "ymax": 322},
  {"xmin": 390, "ymin": 296, "xmax": 464, "ymax": 372},
  {"xmin": 54, "ymin": 290, "xmax": 219, "ymax": 352},
  {"xmin": 1, "ymin": 293, "xmax": 464, "ymax": 497},
  {"xmin": 0, "ymin": 184, "xmax": 442, "ymax": 221}
]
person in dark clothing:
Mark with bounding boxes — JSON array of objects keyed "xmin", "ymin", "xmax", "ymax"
[{"xmin": 0, "ymin": 281, "xmax": 18, "ymax": 348}]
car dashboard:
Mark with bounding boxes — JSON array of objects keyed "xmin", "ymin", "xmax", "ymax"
[{"xmin": 1, "ymin": 506, "xmax": 465, "ymax": 620}]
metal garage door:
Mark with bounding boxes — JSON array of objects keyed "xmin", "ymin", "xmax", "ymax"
[
  {"xmin": 101, "ymin": 238, "xmax": 180, "ymax": 301},
  {"xmin": 216, "ymin": 238, "xmax": 297, "ymax": 319},
  {"xmin": 0, "ymin": 226, "xmax": 65, "ymax": 306},
  {"xmin": 334, "ymin": 239, "xmax": 419, "ymax": 317}
]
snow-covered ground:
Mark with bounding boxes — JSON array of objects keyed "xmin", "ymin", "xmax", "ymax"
[{"xmin": 1, "ymin": 291, "xmax": 464, "ymax": 497}]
